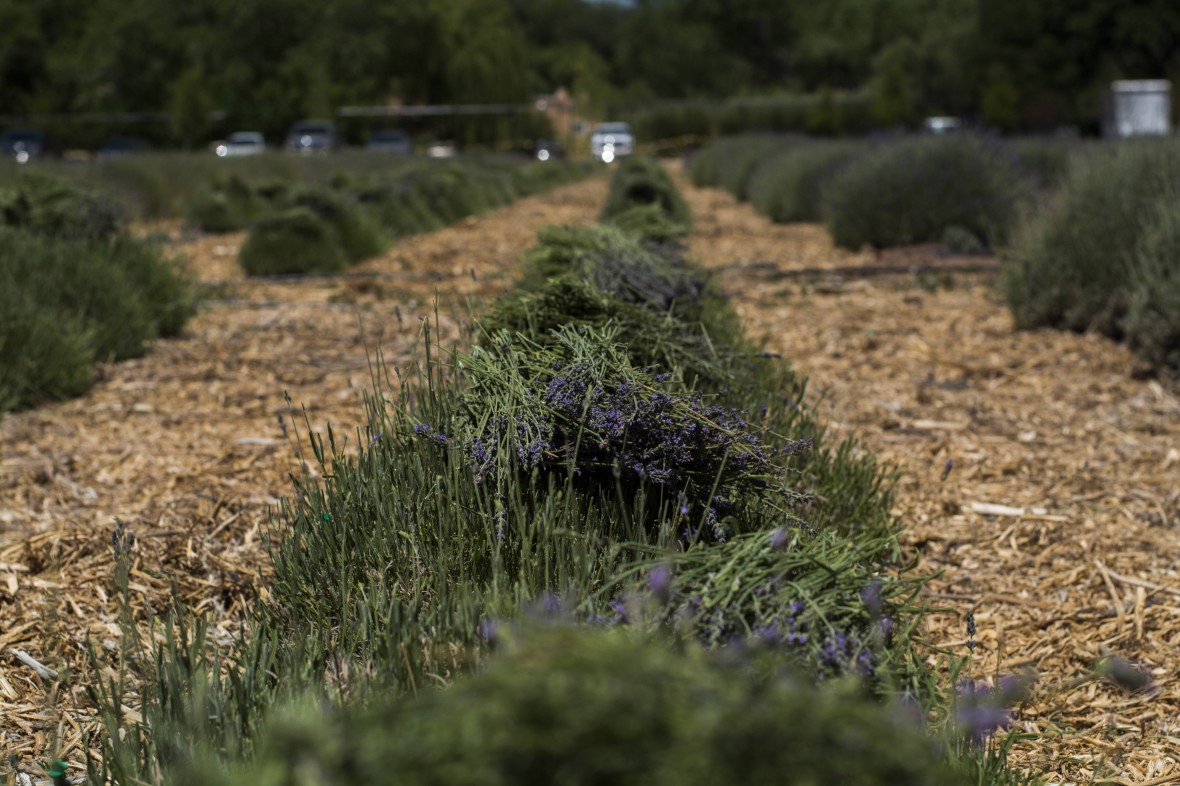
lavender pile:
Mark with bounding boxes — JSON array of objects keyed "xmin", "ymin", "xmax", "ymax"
[
  {"xmin": 445, "ymin": 326, "xmax": 798, "ymax": 541},
  {"xmin": 520, "ymin": 225, "xmax": 712, "ymax": 321}
]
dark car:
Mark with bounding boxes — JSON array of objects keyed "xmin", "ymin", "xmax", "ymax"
[
  {"xmin": 534, "ymin": 138, "xmax": 564, "ymax": 161},
  {"xmin": 366, "ymin": 128, "xmax": 413, "ymax": 154},
  {"xmin": 285, "ymin": 120, "xmax": 338, "ymax": 154},
  {"xmin": 1, "ymin": 129, "xmax": 46, "ymax": 163},
  {"xmin": 97, "ymin": 136, "xmax": 150, "ymax": 159}
]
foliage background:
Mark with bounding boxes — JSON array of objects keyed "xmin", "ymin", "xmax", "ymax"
[{"xmin": 1, "ymin": 0, "xmax": 1176, "ymax": 147}]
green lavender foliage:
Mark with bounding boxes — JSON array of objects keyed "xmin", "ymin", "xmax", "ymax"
[
  {"xmin": 600, "ymin": 156, "xmax": 691, "ymax": 230},
  {"xmin": 747, "ymin": 140, "xmax": 860, "ymax": 223},
  {"xmin": 230, "ymin": 158, "xmax": 600, "ymax": 275},
  {"xmin": 822, "ymin": 136, "xmax": 1018, "ymax": 250},
  {"xmin": 0, "ymin": 173, "xmax": 193, "ymax": 411},
  {"xmin": 1005, "ymin": 140, "xmax": 1180, "ymax": 343},
  {"xmin": 1123, "ymin": 199, "xmax": 1180, "ymax": 371},
  {"xmin": 169, "ymin": 628, "xmax": 972, "ymax": 786},
  {"xmin": 237, "ymin": 207, "xmax": 350, "ymax": 275},
  {"xmin": 0, "ymin": 170, "xmax": 123, "ymax": 240}
]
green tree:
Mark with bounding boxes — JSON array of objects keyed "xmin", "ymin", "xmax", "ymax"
[{"xmin": 980, "ymin": 65, "xmax": 1020, "ymax": 131}]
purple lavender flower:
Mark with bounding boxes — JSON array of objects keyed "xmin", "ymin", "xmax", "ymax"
[
  {"xmin": 648, "ymin": 565, "xmax": 673, "ymax": 605},
  {"xmin": 477, "ymin": 618, "xmax": 499, "ymax": 643},
  {"xmin": 818, "ymin": 631, "xmax": 875, "ymax": 680},
  {"xmin": 608, "ymin": 599, "xmax": 630, "ymax": 624},
  {"xmin": 754, "ymin": 624, "xmax": 782, "ymax": 644},
  {"xmin": 540, "ymin": 592, "xmax": 561, "ymax": 616},
  {"xmin": 955, "ymin": 679, "xmax": 1013, "ymax": 745},
  {"xmin": 769, "ymin": 527, "xmax": 789, "ymax": 551},
  {"xmin": 861, "ymin": 580, "xmax": 884, "ymax": 616}
]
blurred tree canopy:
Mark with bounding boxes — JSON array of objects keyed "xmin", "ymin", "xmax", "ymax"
[{"xmin": 0, "ymin": 0, "xmax": 1176, "ymax": 143}]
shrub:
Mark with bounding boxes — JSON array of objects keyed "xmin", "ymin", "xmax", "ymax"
[
  {"xmin": 1123, "ymin": 200, "xmax": 1180, "ymax": 371},
  {"xmin": 0, "ymin": 227, "xmax": 193, "ymax": 409},
  {"xmin": 1005, "ymin": 136, "xmax": 1080, "ymax": 193},
  {"xmin": 238, "ymin": 208, "xmax": 349, "ymax": 275},
  {"xmin": 0, "ymin": 170, "xmax": 122, "ymax": 240},
  {"xmin": 823, "ymin": 136, "xmax": 1018, "ymax": 250},
  {"xmin": 0, "ymin": 278, "xmax": 95, "ymax": 410},
  {"xmin": 1004, "ymin": 141, "xmax": 1180, "ymax": 339},
  {"xmin": 600, "ymin": 156, "xmax": 692, "ymax": 230},
  {"xmin": 357, "ymin": 184, "xmax": 445, "ymax": 236},
  {"xmin": 747, "ymin": 140, "xmax": 860, "ymax": 223},
  {"xmin": 687, "ymin": 135, "xmax": 794, "ymax": 201},
  {"xmin": 287, "ymin": 186, "xmax": 386, "ymax": 262},
  {"xmin": 406, "ymin": 166, "xmax": 508, "ymax": 224},
  {"xmin": 719, "ymin": 136, "xmax": 791, "ymax": 200},
  {"xmin": 174, "ymin": 628, "xmax": 968, "ymax": 786},
  {"xmin": 186, "ymin": 174, "xmax": 263, "ymax": 233},
  {"xmin": 942, "ymin": 225, "xmax": 988, "ymax": 256}
]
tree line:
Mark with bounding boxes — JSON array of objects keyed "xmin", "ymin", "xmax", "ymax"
[{"xmin": 0, "ymin": 0, "xmax": 1175, "ymax": 147}]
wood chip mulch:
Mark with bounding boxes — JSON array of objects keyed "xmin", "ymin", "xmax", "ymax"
[{"xmin": 679, "ymin": 168, "xmax": 1179, "ymax": 785}]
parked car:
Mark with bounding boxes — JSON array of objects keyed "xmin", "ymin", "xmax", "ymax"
[
  {"xmin": 1, "ymin": 129, "xmax": 46, "ymax": 163},
  {"xmin": 285, "ymin": 120, "xmax": 338, "ymax": 154},
  {"xmin": 425, "ymin": 141, "xmax": 457, "ymax": 159},
  {"xmin": 215, "ymin": 131, "xmax": 267, "ymax": 157},
  {"xmin": 366, "ymin": 128, "xmax": 413, "ymax": 154},
  {"xmin": 923, "ymin": 116, "xmax": 961, "ymax": 134},
  {"xmin": 97, "ymin": 136, "xmax": 150, "ymax": 159},
  {"xmin": 589, "ymin": 122, "xmax": 634, "ymax": 163},
  {"xmin": 534, "ymin": 138, "xmax": 564, "ymax": 161}
]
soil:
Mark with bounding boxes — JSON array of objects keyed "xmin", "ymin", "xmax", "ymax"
[{"xmin": 2, "ymin": 164, "xmax": 1177, "ymax": 785}]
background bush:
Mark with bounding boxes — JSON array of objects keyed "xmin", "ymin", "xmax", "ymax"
[
  {"xmin": 823, "ymin": 136, "xmax": 1018, "ymax": 250},
  {"xmin": 238, "ymin": 207, "xmax": 349, "ymax": 276},
  {"xmin": 1124, "ymin": 200, "xmax": 1180, "ymax": 371},
  {"xmin": 0, "ymin": 185, "xmax": 193, "ymax": 411},
  {"xmin": 232, "ymin": 158, "xmax": 599, "ymax": 277},
  {"xmin": 687, "ymin": 135, "xmax": 790, "ymax": 195},
  {"xmin": 186, "ymin": 174, "xmax": 266, "ymax": 233},
  {"xmin": 747, "ymin": 140, "xmax": 861, "ymax": 223},
  {"xmin": 0, "ymin": 170, "xmax": 122, "ymax": 240},
  {"xmin": 1005, "ymin": 141, "xmax": 1180, "ymax": 343},
  {"xmin": 288, "ymin": 186, "xmax": 386, "ymax": 263}
]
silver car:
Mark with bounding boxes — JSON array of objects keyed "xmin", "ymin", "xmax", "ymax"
[
  {"xmin": 590, "ymin": 122, "xmax": 634, "ymax": 163},
  {"xmin": 215, "ymin": 131, "xmax": 267, "ymax": 157}
]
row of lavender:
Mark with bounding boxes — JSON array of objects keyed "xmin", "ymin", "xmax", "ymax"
[
  {"xmin": 88, "ymin": 159, "xmax": 1026, "ymax": 785},
  {"xmin": 693, "ymin": 134, "xmax": 1180, "ymax": 376}
]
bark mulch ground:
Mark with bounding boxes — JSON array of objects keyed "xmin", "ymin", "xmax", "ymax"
[
  {"xmin": 679, "ymin": 169, "xmax": 1179, "ymax": 785},
  {"xmin": 0, "ymin": 176, "xmax": 610, "ymax": 775}
]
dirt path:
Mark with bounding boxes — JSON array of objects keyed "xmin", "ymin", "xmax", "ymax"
[
  {"xmin": 0, "ymin": 176, "xmax": 610, "ymax": 768},
  {"xmin": 680, "ymin": 172, "xmax": 1180, "ymax": 784}
]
